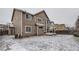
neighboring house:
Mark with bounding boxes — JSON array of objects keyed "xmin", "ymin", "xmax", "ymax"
[
  {"xmin": 11, "ymin": 8, "xmax": 50, "ymax": 37},
  {"xmin": 54, "ymin": 24, "xmax": 67, "ymax": 34},
  {"xmin": 0, "ymin": 24, "xmax": 4, "ymax": 30},
  {"xmin": 7, "ymin": 23, "xmax": 15, "ymax": 35},
  {"xmin": 54, "ymin": 24, "xmax": 66, "ymax": 31},
  {"xmin": 0, "ymin": 24, "xmax": 8, "ymax": 35},
  {"xmin": 0, "ymin": 24, "xmax": 8, "ymax": 30},
  {"xmin": 49, "ymin": 21, "xmax": 55, "ymax": 33},
  {"xmin": 65, "ymin": 27, "xmax": 75, "ymax": 34},
  {"xmin": 75, "ymin": 16, "xmax": 79, "ymax": 32},
  {"xmin": 0, "ymin": 23, "xmax": 15, "ymax": 35}
]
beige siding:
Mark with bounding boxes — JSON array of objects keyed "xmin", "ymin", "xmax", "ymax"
[
  {"xmin": 12, "ymin": 10, "xmax": 22, "ymax": 35},
  {"xmin": 22, "ymin": 13, "xmax": 36, "ymax": 36},
  {"xmin": 12, "ymin": 9, "xmax": 49, "ymax": 37},
  {"xmin": 34, "ymin": 12, "xmax": 48, "ymax": 35}
]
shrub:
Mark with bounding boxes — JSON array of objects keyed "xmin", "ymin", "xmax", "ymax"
[
  {"xmin": 73, "ymin": 32, "xmax": 79, "ymax": 37},
  {"xmin": 15, "ymin": 34, "xmax": 18, "ymax": 38}
]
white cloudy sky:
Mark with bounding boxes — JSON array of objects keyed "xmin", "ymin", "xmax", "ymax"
[{"xmin": 0, "ymin": 8, "xmax": 79, "ymax": 27}]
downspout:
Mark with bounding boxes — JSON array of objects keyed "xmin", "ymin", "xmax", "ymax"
[
  {"xmin": 8, "ymin": 24, "xmax": 9, "ymax": 35},
  {"xmin": 46, "ymin": 20, "xmax": 47, "ymax": 33},
  {"xmin": 37, "ymin": 25, "xmax": 38, "ymax": 36},
  {"xmin": 21, "ymin": 12, "xmax": 22, "ymax": 36},
  {"xmin": 37, "ymin": 17, "xmax": 38, "ymax": 36}
]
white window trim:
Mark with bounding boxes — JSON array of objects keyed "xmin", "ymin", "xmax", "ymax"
[{"xmin": 25, "ymin": 26, "xmax": 32, "ymax": 33}]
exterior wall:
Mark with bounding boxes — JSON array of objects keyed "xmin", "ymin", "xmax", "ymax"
[
  {"xmin": 47, "ymin": 20, "xmax": 51, "ymax": 32},
  {"xmin": 12, "ymin": 10, "xmax": 22, "ymax": 35},
  {"xmin": 12, "ymin": 9, "xmax": 49, "ymax": 37},
  {"xmin": 34, "ymin": 12, "xmax": 49, "ymax": 35},
  {"xmin": 22, "ymin": 13, "xmax": 36, "ymax": 37},
  {"xmin": 22, "ymin": 12, "xmax": 49, "ymax": 36},
  {"xmin": 34, "ymin": 16, "xmax": 46, "ymax": 35}
]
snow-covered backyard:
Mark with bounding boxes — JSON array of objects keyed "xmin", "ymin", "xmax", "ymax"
[{"xmin": 0, "ymin": 35, "xmax": 79, "ymax": 51}]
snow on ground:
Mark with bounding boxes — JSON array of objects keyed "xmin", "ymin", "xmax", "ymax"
[
  {"xmin": 0, "ymin": 35, "xmax": 79, "ymax": 51},
  {"xmin": 0, "ymin": 36, "xmax": 26, "ymax": 51}
]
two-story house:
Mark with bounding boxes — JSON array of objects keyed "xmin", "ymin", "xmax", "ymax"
[{"xmin": 11, "ymin": 8, "xmax": 50, "ymax": 37}]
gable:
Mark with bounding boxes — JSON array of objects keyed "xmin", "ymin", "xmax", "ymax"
[
  {"xmin": 34, "ymin": 10, "xmax": 50, "ymax": 21},
  {"xmin": 11, "ymin": 8, "xmax": 34, "ymax": 21},
  {"xmin": 11, "ymin": 9, "xmax": 50, "ymax": 23},
  {"xmin": 11, "ymin": 9, "xmax": 21, "ymax": 21},
  {"xmin": 11, "ymin": 9, "xmax": 15, "ymax": 21}
]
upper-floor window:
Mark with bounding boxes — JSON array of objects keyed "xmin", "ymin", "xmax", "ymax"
[
  {"xmin": 26, "ymin": 14, "xmax": 29, "ymax": 18},
  {"xmin": 26, "ymin": 14, "xmax": 32, "ymax": 20},
  {"xmin": 38, "ymin": 19, "xmax": 41, "ymax": 21}
]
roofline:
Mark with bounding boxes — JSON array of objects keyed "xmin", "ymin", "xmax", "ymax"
[
  {"xmin": 11, "ymin": 8, "xmax": 50, "ymax": 21},
  {"xmin": 14, "ymin": 8, "xmax": 33, "ymax": 15},
  {"xmin": 11, "ymin": 8, "xmax": 33, "ymax": 21},
  {"xmin": 54, "ymin": 24, "xmax": 65, "ymax": 25},
  {"xmin": 11, "ymin": 8, "xmax": 15, "ymax": 21},
  {"xmin": 34, "ymin": 10, "xmax": 50, "ymax": 21},
  {"xmin": 34, "ymin": 10, "xmax": 45, "ymax": 15}
]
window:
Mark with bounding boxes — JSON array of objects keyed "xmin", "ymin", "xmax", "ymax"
[
  {"xmin": 47, "ymin": 20, "xmax": 49, "ymax": 24},
  {"xmin": 25, "ymin": 26, "xmax": 32, "ymax": 33},
  {"xmin": 38, "ymin": 19, "xmax": 41, "ymax": 21},
  {"xmin": 26, "ymin": 14, "xmax": 32, "ymax": 20},
  {"xmin": 26, "ymin": 14, "xmax": 29, "ymax": 18},
  {"xmin": 39, "ymin": 26, "xmax": 43, "ymax": 29}
]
